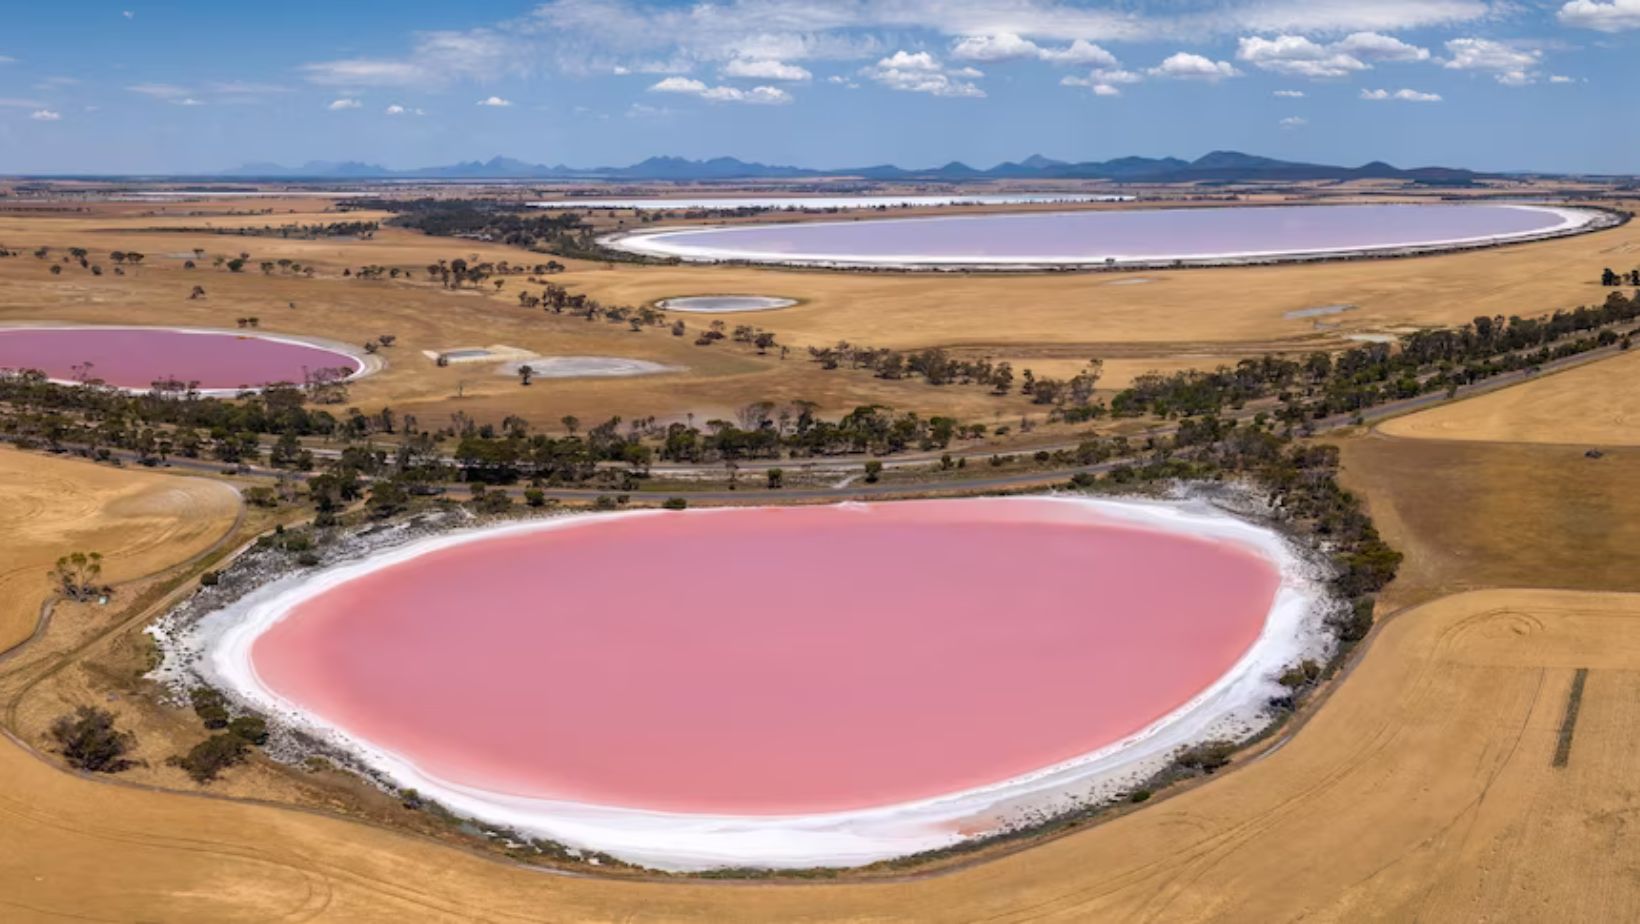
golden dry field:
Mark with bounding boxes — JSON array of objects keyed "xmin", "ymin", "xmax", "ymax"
[
  {"xmin": 1378, "ymin": 345, "xmax": 1640, "ymax": 445},
  {"xmin": 0, "ymin": 447, "xmax": 239, "ymax": 653}
]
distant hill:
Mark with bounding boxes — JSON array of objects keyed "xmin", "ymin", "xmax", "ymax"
[{"xmin": 217, "ymin": 151, "xmax": 1481, "ymax": 183}]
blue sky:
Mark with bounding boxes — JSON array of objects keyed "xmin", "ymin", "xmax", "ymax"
[{"xmin": 1, "ymin": 0, "xmax": 1637, "ymax": 174}]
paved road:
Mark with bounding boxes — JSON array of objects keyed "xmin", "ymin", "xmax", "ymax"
[{"xmin": 7, "ymin": 336, "xmax": 1626, "ymax": 502}]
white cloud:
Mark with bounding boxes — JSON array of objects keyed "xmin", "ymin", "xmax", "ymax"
[
  {"xmin": 950, "ymin": 33, "xmax": 1118, "ymax": 68},
  {"xmin": 1550, "ymin": 74, "xmax": 1575, "ymax": 83},
  {"xmin": 1150, "ymin": 52, "xmax": 1239, "ymax": 81},
  {"xmin": 327, "ymin": 98, "xmax": 362, "ymax": 110},
  {"xmin": 303, "ymin": 28, "xmax": 518, "ymax": 87},
  {"xmin": 126, "ymin": 82, "xmax": 191, "ymax": 99},
  {"xmin": 1334, "ymin": 31, "xmax": 1431, "ymax": 61},
  {"xmin": 1360, "ymin": 87, "xmax": 1442, "ymax": 101},
  {"xmin": 863, "ymin": 50, "xmax": 985, "ymax": 97},
  {"xmin": 476, "ymin": 95, "xmax": 513, "ymax": 106},
  {"xmin": 722, "ymin": 58, "xmax": 812, "ymax": 81},
  {"xmin": 176, "ymin": 98, "xmax": 204, "ymax": 106},
  {"xmin": 1273, "ymin": 89, "xmax": 1306, "ymax": 97},
  {"xmin": 30, "ymin": 109, "xmax": 61, "ymax": 121},
  {"xmin": 384, "ymin": 103, "xmax": 425, "ymax": 115},
  {"xmin": 0, "ymin": 55, "xmax": 14, "ymax": 64},
  {"xmin": 1559, "ymin": 0, "xmax": 1640, "ymax": 32},
  {"xmin": 1443, "ymin": 37, "xmax": 1542, "ymax": 84},
  {"xmin": 1236, "ymin": 35, "xmax": 1366, "ymax": 78},
  {"xmin": 0, "ymin": 97, "xmax": 44, "ymax": 108},
  {"xmin": 951, "ymin": 32, "xmax": 1041, "ymax": 61},
  {"xmin": 206, "ymin": 81, "xmax": 292, "ymax": 95},
  {"xmin": 1235, "ymin": 31, "xmax": 1428, "ymax": 80},
  {"xmin": 650, "ymin": 76, "xmax": 709, "ymax": 93},
  {"xmin": 122, "ymin": 10, "xmax": 134, "ymax": 19},
  {"xmin": 1040, "ymin": 39, "xmax": 1120, "ymax": 67},
  {"xmin": 648, "ymin": 76, "xmax": 791, "ymax": 103},
  {"xmin": 1280, "ymin": 115, "xmax": 1306, "ymax": 127},
  {"xmin": 1062, "ymin": 67, "xmax": 1141, "ymax": 95}
]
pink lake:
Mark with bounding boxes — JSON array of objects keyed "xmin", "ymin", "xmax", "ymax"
[
  {"xmin": 249, "ymin": 499, "xmax": 1280, "ymax": 815},
  {"xmin": 0, "ymin": 327, "xmax": 362, "ymax": 391}
]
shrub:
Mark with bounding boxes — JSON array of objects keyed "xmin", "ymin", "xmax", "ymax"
[
  {"xmin": 190, "ymin": 688, "xmax": 230, "ymax": 729},
  {"xmin": 177, "ymin": 733, "xmax": 249, "ymax": 783},
  {"xmin": 662, "ymin": 497, "xmax": 688, "ymax": 510},
  {"xmin": 863, "ymin": 460, "xmax": 883, "ymax": 484},
  {"xmin": 523, "ymin": 488, "xmax": 546, "ymax": 507},
  {"xmin": 50, "ymin": 706, "xmax": 135, "ymax": 773},
  {"xmin": 228, "ymin": 715, "xmax": 268, "ymax": 746},
  {"xmin": 1175, "ymin": 739, "xmax": 1237, "ymax": 774}
]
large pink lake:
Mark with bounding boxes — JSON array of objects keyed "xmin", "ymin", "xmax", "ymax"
[
  {"xmin": 250, "ymin": 499, "xmax": 1280, "ymax": 814},
  {"xmin": 612, "ymin": 203, "xmax": 1584, "ymax": 266},
  {"xmin": 0, "ymin": 327, "xmax": 362, "ymax": 391}
]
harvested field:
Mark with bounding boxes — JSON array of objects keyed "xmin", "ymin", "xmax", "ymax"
[
  {"xmin": 1378, "ymin": 347, "xmax": 1640, "ymax": 446},
  {"xmin": 0, "ymin": 447, "xmax": 239, "ymax": 653},
  {"xmin": 1338, "ymin": 432, "xmax": 1640, "ymax": 606}
]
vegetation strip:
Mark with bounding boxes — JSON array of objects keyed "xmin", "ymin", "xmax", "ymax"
[{"xmin": 1552, "ymin": 668, "xmax": 1589, "ymax": 768}]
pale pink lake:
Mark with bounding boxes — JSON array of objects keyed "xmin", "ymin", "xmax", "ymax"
[
  {"xmin": 250, "ymin": 499, "xmax": 1280, "ymax": 815},
  {"xmin": 0, "ymin": 327, "xmax": 361, "ymax": 390}
]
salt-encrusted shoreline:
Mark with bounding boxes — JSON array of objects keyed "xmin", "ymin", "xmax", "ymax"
[
  {"xmin": 150, "ymin": 493, "xmax": 1338, "ymax": 872},
  {"xmin": 602, "ymin": 204, "xmax": 1614, "ymax": 271}
]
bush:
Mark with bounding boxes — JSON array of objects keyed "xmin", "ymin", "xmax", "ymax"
[
  {"xmin": 1175, "ymin": 739, "xmax": 1237, "ymax": 774},
  {"xmin": 200, "ymin": 570, "xmax": 221, "ymax": 587},
  {"xmin": 1333, "ymin": 597, "xmax": 1376, "ymax": 643},
  {"xmin": 1278, "ymin": 659, "xmax": 1322, "ymax": 689},
  {"xmin": 523, "ymin": 488, "xmax": 546, "ymax": 507},
  {"xmin": 863, "ymin": 460, "xmax": 883, "ymax": 484},
  {"xmin": 662, "ymin": 497, "xmax": 688, "ymax": 510},
  {"xmin": 228, "ymin": 715, "xmax": 268, "ymax": 746},
  {"xmin": 190, "ymin": 688, "xmax": 230, "ymax": 729},
  {"xmin": 50, "ymin": 706, "xmax": 135, "ymax": 773},
  {"xmin": 592, "ymin": 494, "xmax": 618, "ymax": 510},
  {"xmin": 177, "ymin": 733, "xmax": 249, "ymax": 783}
]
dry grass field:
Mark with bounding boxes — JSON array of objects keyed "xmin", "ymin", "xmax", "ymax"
[
  {"xmin": 1378, "ymin": 346, "xmax": 1640, "ymax": 446},
  {"xmin": 0, "ymin": 447, "xmax": 239, "ymax": 654},
  {"xmin": 1337, "ymin": 432, "xmax": 1640, "ymax": 607}
]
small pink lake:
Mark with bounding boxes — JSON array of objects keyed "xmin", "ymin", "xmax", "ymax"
[
  {"xmin": 250, "ymin": 499, "xmax": 1280, "ymax": 815},
  {"xmin": 0, "ymin": 327, "xmax": 362, "ymax": 391}
]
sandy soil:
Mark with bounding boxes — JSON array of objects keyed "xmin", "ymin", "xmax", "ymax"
[
  {"xmin": 0, "ymin": 448, "xmax": 240, "ymax": 653},
  {"xmin": 1378, "ymin": 347, "xmax": 1640, "ymax": 446}
]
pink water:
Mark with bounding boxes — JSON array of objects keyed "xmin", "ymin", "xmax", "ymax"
[
  {"xmin": 250, "ymin": 499, "xmax": 1280, "ymax": 814},
  {"xmin": 0, "ymin": 328, "xmax": 361, "ymax": 390}
]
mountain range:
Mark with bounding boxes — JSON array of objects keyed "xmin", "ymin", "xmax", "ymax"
[{"xmin": 218, "ymin": 151, "xmax": 1480, "ymax": 184}]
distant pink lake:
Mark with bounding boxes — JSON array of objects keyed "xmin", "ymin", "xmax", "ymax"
[
  {"xmin": 610, "ymin": 203, "xmax": 1588, "ymax": 267},
  {"xmin": 0, "ymin": 327, "xmax": 362, "ymax": 391},
  {"xmin": 250, "ymin": 499, "xmax": 1280, "ymax": 815}
]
